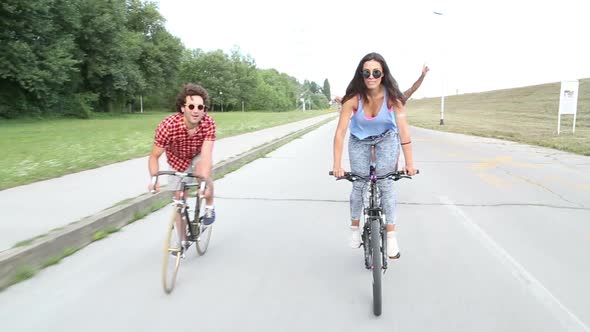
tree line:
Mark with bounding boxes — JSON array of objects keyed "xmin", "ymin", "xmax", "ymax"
[{"xmin": 0, "ymin": 0, "xmax": 331, "ymax": 119}]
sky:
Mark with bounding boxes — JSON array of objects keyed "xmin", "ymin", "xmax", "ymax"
[{"xmin": 156, "ymin": 0, "xmax": 590, "ymax": 99}]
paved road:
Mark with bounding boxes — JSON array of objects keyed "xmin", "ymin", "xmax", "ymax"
[{"xmin": 1, "ymin": 121, "xmax": 589, "ymax": 331}]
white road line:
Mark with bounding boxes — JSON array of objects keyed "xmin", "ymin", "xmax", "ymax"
[{"xmin": 440, "ymin": 196, "xmax": 589, "ymax": 332}]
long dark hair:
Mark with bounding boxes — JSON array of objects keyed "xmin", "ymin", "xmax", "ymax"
[{"xmin": 342, "ymin": 52, "xmax": 406, "ymax": 108}]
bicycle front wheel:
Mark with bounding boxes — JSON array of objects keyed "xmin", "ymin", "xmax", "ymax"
[
  {"xmin": 370, "ymin": 218, "xmax": 383, "ymax": 316},
  {"xmin": 162, "ymin": 210, "xmax": 182, "ymax": 294}
]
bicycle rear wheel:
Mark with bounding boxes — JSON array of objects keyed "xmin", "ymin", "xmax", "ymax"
[
  {"xmin": 194, "ymin": 196, "xmax": 213, "ymax": 255},
  {"xmin": 162, "ymin": 210, "xmax": 182, "ymax": 294},
  {"xmin": 196, "ymin": 220, "xmax": 213, "ymax": 256},
  {"xmin": 370, "ymin": 218, "xmax": 382, "ymax": 316}
]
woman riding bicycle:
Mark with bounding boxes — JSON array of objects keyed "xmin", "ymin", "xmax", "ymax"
[{"xmin": 332, "ymin": 52, "xmax": 418, "ymax": 259}]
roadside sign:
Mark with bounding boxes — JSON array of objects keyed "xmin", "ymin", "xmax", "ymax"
[{"xmin": 557, "ymin": 80, "xmax": 578, "ymax": 134}]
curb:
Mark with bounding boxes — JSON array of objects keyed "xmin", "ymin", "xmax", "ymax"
[{"xmin": 0, "ymin": 114, "xmax": 337, "ymax": 290}]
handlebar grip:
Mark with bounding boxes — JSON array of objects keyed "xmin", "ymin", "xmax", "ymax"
[{"xmin": 329, "ymin": 171, "xmax": 334, "ymax": 176}]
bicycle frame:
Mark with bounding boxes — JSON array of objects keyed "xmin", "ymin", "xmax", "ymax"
[
  {"xmin": 152, "ymin": 171, "xmax": 206, "ymax": 241},
  {"xmin": 173, "ymin": 178, "xmax": 206, "ymax": 241}
]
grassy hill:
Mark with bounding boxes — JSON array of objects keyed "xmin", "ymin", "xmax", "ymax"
[{"xmin": 407, "ymin": 78, "xmax": 590, "ymax": 156}]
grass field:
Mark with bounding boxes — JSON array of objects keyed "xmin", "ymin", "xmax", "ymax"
[
  {"xmin": 0, "ymin": 110, "xmax": 330, "ymax": 190},
  {"xmin": 407, "ymin": 78, "xmax": 590, "ymax": 156}
]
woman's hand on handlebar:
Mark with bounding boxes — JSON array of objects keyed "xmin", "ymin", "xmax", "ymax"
[
  {"xmin": 403, "ymin": 164, "xmax": 418, "ymax": 176},
  {"xmin": 332, "ymin": 166, "xmax": 346, "ymax": 178}
]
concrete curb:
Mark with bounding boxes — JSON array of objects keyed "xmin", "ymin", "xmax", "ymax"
[{"xmin": 0, "ymin": 115, "xmax": 336, "ymax": 290}]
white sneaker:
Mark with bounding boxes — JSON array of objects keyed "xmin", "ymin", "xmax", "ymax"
[
  {"xmin": 387, "ymin": 231, "xmax": 400, "ymax": 259},
  {"xmin": 350, "ymin": 226, "xmax": 361, "ymax": 248}
]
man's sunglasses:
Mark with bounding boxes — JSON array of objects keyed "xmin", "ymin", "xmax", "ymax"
[
  {"xmin": 185, "ymin": 104, "xmax": 207, "ymax": 111},
  {"xmin": 361, "ymin": 69, "xmax": 383, "ymax": 79}
]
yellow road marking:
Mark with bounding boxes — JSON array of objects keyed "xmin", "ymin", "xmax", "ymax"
[
  {"xmin": 476, "ymin": 173, "xmax": 512, "ymax": 188},
  {"xmin": 471, "ymin": 155, "xmax": 539, "ymax": 170}
]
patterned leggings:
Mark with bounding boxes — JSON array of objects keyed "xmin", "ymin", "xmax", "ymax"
[{"xmin": 348, "ymin": 130, "xmax": 400, "ymax": 225}]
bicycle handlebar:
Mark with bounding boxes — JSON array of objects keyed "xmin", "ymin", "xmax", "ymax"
[
  {"xmin": 150, "ymin": 171, "xmax": 204, "ymax": 193},
  {"xmin": 328, "ymin": 169, "xmax": 419, "ymax": 182}
]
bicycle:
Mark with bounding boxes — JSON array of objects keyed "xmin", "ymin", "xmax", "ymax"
[
  {"xmin": 151, "ymin": 171, "xmax": 213, "ymax": 294},
  {"xmin": 330, "ymin": 166, "xmax": 417, "ymax": 316}
]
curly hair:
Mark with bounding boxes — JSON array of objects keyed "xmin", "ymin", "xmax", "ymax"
[{"xmin": 175, "ymin": 83, "xmax": 209, "ymax": 112}]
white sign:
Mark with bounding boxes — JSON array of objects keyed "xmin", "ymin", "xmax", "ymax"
[
  {"xmin": 559, "ymin": 80, "xmax": 579, "ymax": 115},
  {"xmin": 557, "ymin": 80, "xmax": 579, "ymax": 134}
]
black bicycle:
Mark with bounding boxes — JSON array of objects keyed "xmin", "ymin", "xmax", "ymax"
[
  {"xmin": 151, "ymin": 171, "xmax": 213, "ymax": 294},
  {"xmin": 330, "ymin": 167, "xmax": 417, "ymax": 316}
]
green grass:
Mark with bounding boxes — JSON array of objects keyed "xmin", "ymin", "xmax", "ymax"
[
  {"xmin": 92, "ymin": 227, "xmax": 120, "ymax": 241},
  {"xmin": 132, "ymin": 198, "xmax": 170, "ymax": 222},
  {"xmin": 407, "ymin": 78, "xmax": 590, "ymax": 155},
  {"xmin": 0, "ymin": 109, "xmax": 329, "ymax": 189}
]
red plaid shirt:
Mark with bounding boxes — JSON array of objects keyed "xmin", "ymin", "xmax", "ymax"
[{"xmin": 154, "ymin": 113, "xmax": 216, "ymax": 171}]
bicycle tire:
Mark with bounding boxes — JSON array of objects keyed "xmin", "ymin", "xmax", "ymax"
[
  {"xmin": 195, "ymin": 195, "xmax": 212, "ymax": 255},
  {"xmin": 162, "ymin": 210, "xmax": 182, "ymax": 294},
  {"xmin": 370, "ymin": 217, "xmax": 382, "ymax": 316}
]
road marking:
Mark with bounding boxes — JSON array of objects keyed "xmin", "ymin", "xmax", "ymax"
[
  {"xmin": 476, "ymin": 173, "xmax": 512, "ymax": 188},
  {"xmin": 471, "ymin": 155, "xmax": 539, "ymax": 170},
  {"xmin": 440, "ymin": 196, "xmax": 590, "ymax": 332}
]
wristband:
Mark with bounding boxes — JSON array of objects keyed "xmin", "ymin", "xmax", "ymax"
[{"xmin": 401, "ymin": 141, "xmax": 411, "ymax": 145}]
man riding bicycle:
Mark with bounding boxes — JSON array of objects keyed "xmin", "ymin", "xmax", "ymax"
[{"xmin": 148, "ymin": 83, "xmax": 216, "ymax": 226}]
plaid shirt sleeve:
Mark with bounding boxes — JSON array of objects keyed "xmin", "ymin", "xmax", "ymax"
[
  {"xmin": 201, "ymin": 115, "xmax": 216, "ymax": 141},
  {"xmin": 154, "ymin": 120, "xmax": 171, "ymax": 148}
]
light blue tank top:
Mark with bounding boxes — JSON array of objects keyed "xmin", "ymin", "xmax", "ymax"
[{"xmin": 349, "ymin": 89, "xmax": 398, "ymax": 139}]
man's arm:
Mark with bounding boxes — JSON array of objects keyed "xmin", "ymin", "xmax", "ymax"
[
  {"xmin": 148, "ymin": 145, "xmax": 165, "ymax": 191},
  {"xmin": 403, "ymin": 65, "xmax": 430, "ymax": 100},
  {"xmin": 195, "ymin": 140, "xmax": 214, "ymax": 181}
]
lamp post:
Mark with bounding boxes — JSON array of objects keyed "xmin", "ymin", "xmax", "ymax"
[
  {"xmin": 434, "ymin": 10, "xmax": 445, "ymax": 125},
  {"xmin": 219, "ymin": 91, "xmax": 223, "ymax": 112}
]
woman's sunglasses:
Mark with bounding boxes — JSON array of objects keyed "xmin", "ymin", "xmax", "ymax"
[
  {"xmin": 361, "ymin": 69, "xmax": 383, "ymax": 79},
  {"xmin": 185, "ymin": 104, "xmax": 207, "ymax": 111}
]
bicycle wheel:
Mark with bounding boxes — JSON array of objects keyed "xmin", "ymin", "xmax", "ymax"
[
  {"xmin": 162, "ymin": 210, "xmax": 182, "ymax": 294},
  {"xmin": 195, "ymin": 207, "xmax": 213, "ymax": 255},
  {"xmin": 370, "ymin": 218, "xmax": 382, "ymax": 316}
]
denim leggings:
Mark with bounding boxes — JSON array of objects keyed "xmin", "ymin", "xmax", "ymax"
[{"xmin": 348, "ymin": 130, "xmax": 400, "ymax": 225}]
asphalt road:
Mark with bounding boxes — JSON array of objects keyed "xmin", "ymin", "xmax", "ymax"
[{"xmin": 1, "ymin": 121, "xmax": 589, "ymax": 332}]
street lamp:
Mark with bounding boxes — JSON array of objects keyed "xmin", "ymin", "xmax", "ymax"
[
  {"xmin": 433, "ymin": 10, "xmax": 445, "ymax": 125},
  {"xmin": 219, "ymin": 91, "xmax": 223, "ymax": 112}
]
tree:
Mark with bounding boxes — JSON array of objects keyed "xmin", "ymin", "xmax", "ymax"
[
  {"xmin": 322, "ymin": 78, "xmax": 331, "ymax": 101},
  {"xmin": 0, "ymin": 0, "xmax": 80, "ymax": 117}
]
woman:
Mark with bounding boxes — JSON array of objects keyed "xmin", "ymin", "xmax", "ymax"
[{"xmin": 332, "ymin": 52, "xmax": 417, "ymax": 259}]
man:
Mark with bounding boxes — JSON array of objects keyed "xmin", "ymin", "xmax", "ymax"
[{"xmin": 148, "ymin": 83, "xmax": 216, "ymax": 225}]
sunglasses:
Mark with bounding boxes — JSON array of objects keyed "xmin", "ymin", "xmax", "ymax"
[
  {"xmin": 185, "ymin": 104, "xmax": 207, "ymax": 111},
  {"xmin": 361, "ymin": 69, "xmax": 383, "ymax": 79}
]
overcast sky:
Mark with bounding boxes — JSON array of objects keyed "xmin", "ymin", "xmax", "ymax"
[{"xmin": 156, "ymin": 0, "xmax": 590, "ymax": 99}]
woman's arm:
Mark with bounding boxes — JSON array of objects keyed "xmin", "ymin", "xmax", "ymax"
[
  {"xmin": 333, "ymin": 96, "xmax": 355, "ymax": 177},
  {"xmin": 393, "ymin": 99, "xmax": 417, "ymax": 175}
]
